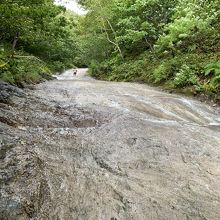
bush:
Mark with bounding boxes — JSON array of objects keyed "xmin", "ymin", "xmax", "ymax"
[
  {"xmin": 202, "ymin": 61, "xmax": 220, "ymax": 93},
  {"xmin": 108, "ymin": 59, "xmax": 145, "ymax": 82},
  {"xmin": 0, "ymin": 48, "xmax": 52, "ymax": 85},
  {"xmin": 49, "ymin": 61, "xmax": 66, "ymax": 73},
  {"xmin": 89, "ymin": 61, "xmax": 111, "ymax": 79},
  {"xmin": 0, "ymin": 71, "xmax": 15, "ymax": 84},
  {"xmin": 204, "ymin": 61, "xmax": 220, "ymax": 77},
  {"xmin": 152, "ymin": 62, "xmax": 175, "ymax": 83},
  {"xmin": 173, "ymin": 64, "xmax": 199, "ymax": 87}
]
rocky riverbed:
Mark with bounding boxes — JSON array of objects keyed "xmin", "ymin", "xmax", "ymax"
[{"xmin": 1, "ymin": 69, "xmax": 220, "ymax": 220}]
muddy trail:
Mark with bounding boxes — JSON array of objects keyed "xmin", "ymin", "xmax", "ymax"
[{"xmin": 1, "ymin": 68, "xmax": 220, "ymax": 220}]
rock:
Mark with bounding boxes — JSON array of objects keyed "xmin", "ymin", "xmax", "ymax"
[
  {"xmin": 0, "ymin": 89, "xmax": 10, "ymax": 103},
  {"xmin": 0, "ymin": 197, "xmax": 27, "ymax": 220},
  {"xmin": 40, "ymin": 73, "xmax": 55, "ymax": 81},
  {"xmin": 1, "ymin": 69, "xmax": 220, "ymax": 219},
  {"xmin": 0, "ymin": 81, "xmax": 25, "ymax": 103}
]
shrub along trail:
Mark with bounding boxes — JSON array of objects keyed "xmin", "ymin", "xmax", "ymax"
[{"xmin": 1, "ymin": 69, "xmax": 220, "ymax": 220}]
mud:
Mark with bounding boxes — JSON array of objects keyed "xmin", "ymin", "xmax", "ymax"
[{"xmin": 0, "ymin": 69, "xmax": 220, "ymax": 220}]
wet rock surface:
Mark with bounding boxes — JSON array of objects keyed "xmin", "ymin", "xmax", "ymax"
[
  {"xmin": 0, "ymin": 81, "xmax": 25, "ymax": 104},
  {"xmin": 0, "ymin": 69, "xmax": 220, "ymax": 220}
]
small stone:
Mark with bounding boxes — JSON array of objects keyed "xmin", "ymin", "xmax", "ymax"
[{"xmin": 17, "ymin": 126, "xmax": 27, "ymax": 131}]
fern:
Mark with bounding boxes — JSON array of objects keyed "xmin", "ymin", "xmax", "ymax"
[{"xmin": 204, "ymin": 61, "xmax": 220, "ymax": 76}]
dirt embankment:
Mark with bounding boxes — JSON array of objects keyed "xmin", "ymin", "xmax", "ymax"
[{"xmin": 0, "ymin": 70, "xmax": 220, "ymax": 220}]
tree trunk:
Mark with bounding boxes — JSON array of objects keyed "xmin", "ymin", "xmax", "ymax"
[
  {"xmin": 12, "ymin": 32, "xmax": 19, "ymax": 56},
  {"xmin": 144, "ymin": 36, "xmax": 158, "ymax": 59},
  {"xmin": 101, "ymin": 18, "xmax": 123, "ymax": 59}
]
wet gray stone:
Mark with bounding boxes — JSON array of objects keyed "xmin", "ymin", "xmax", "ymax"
[
  {"xmin": 0, "ymin": 81, "xmax": 25, "ymax": 103},
  {"xmin": 0, "ymin": 69, "xmax": 220, "ymax": 219}
]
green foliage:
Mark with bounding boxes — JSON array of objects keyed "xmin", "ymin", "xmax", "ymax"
[
  {"xmin": 80, "ymin": 0, "xmax": 220, "ymax": 100},
  {"xmin": 48, "ymin": 61, "xmax": 66, "ymax": 73},
  {"xmin": 0, "ymin": 49, "xmax": 52, "ymax": 85},
  {"xmin": 204, "ymin": 61, "xmax": 220, "ymax": 76},
  {"xmin": 89, "ymin": 61, "xmax": 111, "ymax": 79},
  {"xmin": 109, "ymin": 59, "xmax": 146, "ymax": 81},
  {"xmin": 0, "ymin": 1, "xmax": 81, "ymax": 85},
  {"xmin": 153, "ymin": 64, "xmax": 170, "ymax": 83},
  {"xmin": 173, "ymin": 64, "xmax": 199, "ymax": 87},
  {"xmin": 155, "ymin": 0, "xmax": 220, "ymax": 54},
  {"xmin": 203, "ymin": 61, "xmax": 220, "ymax": 92},
  {"xmin": 2, "ymin": 0, "xmax": 218, "ymax": 102},
  {"xmin": 0, "ymin": 71, "xmax": 15, "ymax": 84}
]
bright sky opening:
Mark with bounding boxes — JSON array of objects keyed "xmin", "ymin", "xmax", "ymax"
[{"xmin": 55, "ymin": 0, "xmax": 87, "ymax": 15}]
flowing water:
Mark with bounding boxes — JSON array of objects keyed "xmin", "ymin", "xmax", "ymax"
[{"xmin": 1, "ymin": 69, "xmax": 220, "ymax": 220}]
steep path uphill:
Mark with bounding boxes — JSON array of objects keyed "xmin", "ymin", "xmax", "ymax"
[{"xmin": 1, "ymin": 69, "xmax": 220, "ymax": 220}]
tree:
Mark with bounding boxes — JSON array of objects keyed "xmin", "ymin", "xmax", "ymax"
[{"xmin": 0, "ymin": 0, "xmax": 80, "ymax": 84}]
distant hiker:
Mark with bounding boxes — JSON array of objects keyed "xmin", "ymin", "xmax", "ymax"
[{"xmin": 73, "ymin": 69, "xmax": 77, "ymax": 76}]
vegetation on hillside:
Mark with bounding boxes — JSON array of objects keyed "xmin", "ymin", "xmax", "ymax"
[
  {"xmin": 1, "ymin": 0, "xmax": 220, "ymax": 100},
  {"xmin": 78, "ymin": 0, "xmax": 220, "ymax": 100},
  {"xmin": 0, "ymin": 0, "xmax": 80, "ymax": 85}
]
